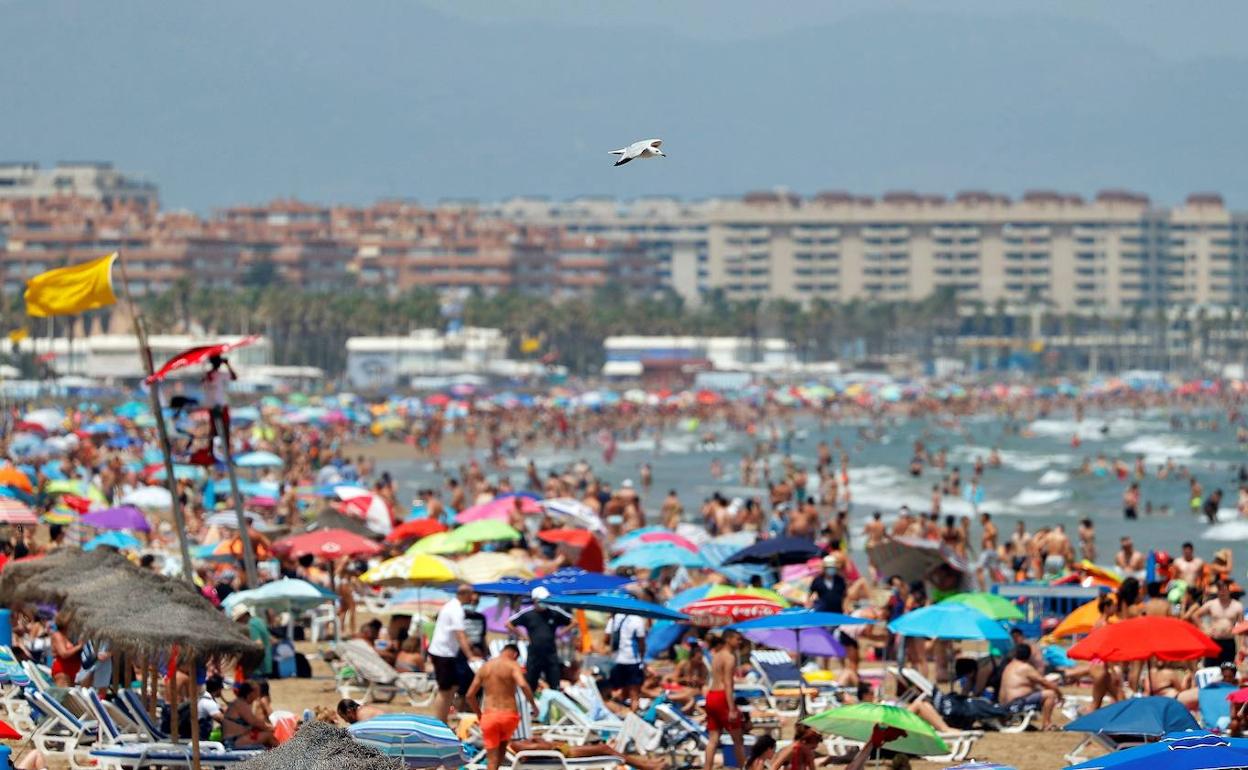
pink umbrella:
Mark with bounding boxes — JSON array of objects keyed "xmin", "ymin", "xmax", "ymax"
[
  {"xmin": 455, "ymin": 495, "xmax": 543, "ymax": 524},
  {"xmin": 636, "ymin": 531, "xmax": 699, "ymax": 553}
]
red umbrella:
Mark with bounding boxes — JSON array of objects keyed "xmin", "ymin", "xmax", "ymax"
[
  {"xmin": 60, "ymin": 494, "xmax": 92, "ymax": 514},
  {"xmin": 145, "ymin": 335, "xmax": 261, "ymax": 384},
  {"xmin": 683, "ymin": 595, "xmax": 784, "ymax": 625},
  {"xmin": 273, "ymin": 529, "xmax": 382, "ymax": 560},
  {"xmin": 386, "ymin": 518, "xmax": 448, "ymax": 543},
  {"xmin": 1228, "ymin": 688, "xmax": 1248, "ymax": 705},
  {"xmin": 1068, "ymin": 616, "xmax": 1220, "ymax": 662},
  {"xmin": 0, "ymin": 718, "xmax": 19, "ymax": 740},
  {"xmin": 538, "ymin": 529, "xmax": 605, "ymax": 573}
]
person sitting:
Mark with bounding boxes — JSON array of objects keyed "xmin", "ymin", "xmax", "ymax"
[
  {"xmin": 505, "ymin": 737, "xmax": 666, "ymax": 770},
  {"xmin": 998, "ymin": 644, "xmax": 1063, "ymax": 730},
  {"xmin": 395, "ymin": 637, "xmax": 425, "ymax": 673},
  {"xmin": 221, "ymin": 681, "xmax": 278, "ymax": 748},
  {"xmin": 335, "ymin": 698, "xmax": 383, "ymax": 725}
]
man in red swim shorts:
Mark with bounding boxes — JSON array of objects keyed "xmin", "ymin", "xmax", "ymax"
[
  {"xmin": 704, "ymin": 630, "xmax": 746, "ymax": 770},
  {"xmin": 467, "ymin": 643, "xmax": 537, "ymax": 770}
]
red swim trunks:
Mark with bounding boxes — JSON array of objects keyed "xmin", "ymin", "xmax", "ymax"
[
  {"xmin": 704, "ymin": 690, "xmax": 741, "ymax": 732},
  {"xmin": 481, "ymin": 710, "xmax": 521, "ymax": 750}
]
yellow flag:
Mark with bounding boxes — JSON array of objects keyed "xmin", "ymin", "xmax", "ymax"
[
  {"xmin": 520, "ymin": 336, "xmax": 542, "ymax": 354},
  {"xmin": 6, "ymin": 328, "xmax": 28, "ymax": 344},
  {"xmin": 24, "ymin": 253, "xmax": 118, "ymax": 318}
]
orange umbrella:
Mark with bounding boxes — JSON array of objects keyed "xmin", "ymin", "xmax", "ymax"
[
  {"xmin": 1051, "ymin": 594, "xmax": 1115, "ymax": 638},
  {"xmin": 0, "ymin": 466, "xmax": 33, "ymax": 494}
]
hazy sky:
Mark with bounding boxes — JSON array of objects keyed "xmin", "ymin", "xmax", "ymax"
[{"xmin": 3, "ymin": 0, "xmax": 1247, "ymax": 210}]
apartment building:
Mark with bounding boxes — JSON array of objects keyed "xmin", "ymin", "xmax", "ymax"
[{"xmin": 0, "ymin": 162, "xmax": 158, "ymax": 208}]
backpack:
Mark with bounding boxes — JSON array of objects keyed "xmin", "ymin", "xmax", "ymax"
[{"xmin": 935, "ymin": 692, "xmax": 1009, "ymax": 729}]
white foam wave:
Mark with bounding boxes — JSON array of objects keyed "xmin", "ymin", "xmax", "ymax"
[
  {"xmin": 1121, "ymin": 434, "xmax": 1198, "ymax": 461},
  {"xmin": 1202, "ymin": 520, "xmax": 1248, "ymax": 541},
  {"xmin": 1010, "ymin": 487, "xmax": 1067, "ymax": 507},
  {"xmin": 1038, "ymin": 470, "xmax": 1070, "ymax": 486}
]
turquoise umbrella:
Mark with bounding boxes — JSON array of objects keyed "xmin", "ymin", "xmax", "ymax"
[
  {"xmin": 347, "ymin": 714, "xmax": 466, "ymax": 768},
  {"xmin": 84, "ymin": 531, "xmax": 142, "ymax": 551},
  {"xmin": 609, "ymin": 543, "xmax": 710, "ymax": 570},
  {"xmin": 888, "ymin": 604, "xmax": 1009, "ymax": 641}
]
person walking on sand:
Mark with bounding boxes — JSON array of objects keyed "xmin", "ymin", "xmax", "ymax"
[
  {"xmin": 466, "ymin": 643, "xmax": 538, "ymax": 770},
  {"xmin": 704, "ymin": 631, "xmax": 746, "ymax": 770}
]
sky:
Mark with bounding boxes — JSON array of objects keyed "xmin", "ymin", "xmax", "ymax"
[{"xmin": 2, "ymin": 0, "xmax": 1247, "ymax": 211}]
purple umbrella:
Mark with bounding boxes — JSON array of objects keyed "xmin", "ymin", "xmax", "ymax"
[
  {"xmin": 80, "ymin": 505, "xmax": 150, "ymax": 533},
  {"xmin": 743, "ymin": 627, "xmax": 846, "ymax": 657}
]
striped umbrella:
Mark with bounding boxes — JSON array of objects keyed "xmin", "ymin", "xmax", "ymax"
[
  {"xmin": 347, "ymin": 713, "xmax": 467, "ymax": 768},
  {"xmin": 943, "ymin": 763, "xmax": 1016, "ymax": 770},
  {"xmin": 0, "ymin": 498, "xmax": 37, "ymax": 525}
]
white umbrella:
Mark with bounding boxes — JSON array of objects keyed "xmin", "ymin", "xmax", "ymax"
[
  {"xmin": 121, "ymin": 485, "xmax": 172, "ymax": 509},
  {"xmin": 22, "ymin": 408, "xmax": 65, "ymax": 431},
  {"xmin": 543, "ymin": 498, "xmax": 605, "ymax": 533}
]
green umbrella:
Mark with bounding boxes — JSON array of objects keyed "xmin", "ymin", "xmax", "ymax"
[
  {"xmin": 940, "ymin": 592, "xmax": 1025, "ymax": 622},
  {"xmin": 408, "ymin": 532, "xmax": 472, "ymax": 556},
  {"xmin": 803, "ymin": 703, "xmax": 949, "ymax": 756},
  {"xmin": 448, "ymin": 519, "xmax": 523, "ymax": 545}
]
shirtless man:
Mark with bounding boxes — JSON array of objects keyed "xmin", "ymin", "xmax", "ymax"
[
  {"xmin": 466, "ymin": 643, "xmax": 538, "ymax": 770},
  {"xmin": 787, "ymin": 500, "xmax": 819, "ymax": 538},
  {"xmin": 705, "ymin": 631, "xmax": 746, "ymax": 770},
  {"xmin": 1172, "ymin": 542, "xmax": 1205, "ymax": 587},
  {"xmin": 1077, "ymin": 518, "xmax": 1096, "ymax": 562},
  {"xmin": 862, "ymin": 512, "xmax": 886, "ymax": 548},
  {"xmin": 891, "ymin": 507, "xmax": 915, "ymax": 538},
  {"xmin": 1114, "ymin": 536, "xmax": 1146, "ymax": 578},
  {"xmin": 999, "ymin": 644, "xmax": 1062, "ymax": 730},
  {"xmin": 1142, "ymin": 581, "xmax": 1171, "ymax": 617}
]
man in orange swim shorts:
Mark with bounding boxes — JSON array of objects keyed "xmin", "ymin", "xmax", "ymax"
[{"xmin": 467, "ymin": 643, "xmax": 537, "ymax": 770}]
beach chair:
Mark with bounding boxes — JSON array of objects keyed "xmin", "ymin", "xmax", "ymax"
[
  {"xmin": 26, "ymin": 689, "xmax": 97, "ymax": 770},
  {"xmin": 1199, "ymin": 682, "xmax": 1236, "ymax": 731},
  {"xmin": 611, "ymin": 712, "xmax": 663, "ymax": 755},
  {"xmin": 334, "ymin": 638, "xmax": 436, "ymax": 706},
  {"xmin": 534, "ymin": 690, "xmax": 622, "ymax": 744},
  {"xmin": 652, "ymin": 702, "xmax": 757, "ymax": 764},
  {"xmin": 750, "ymin": 650, "xmax": 834, "ymax": 716},
  {"xmin": 822, "ymin": 729, "xmax": 982, "ymax": 764},
  {"xmin": 491, "ymin": 638, "xmax": 530, "ymax": 666},
  {"xmin": 308, "ymin": 603, "xmax": 337, "ymax": 643},
  {"xmin": 1194, "ymin": 666, "xmax": 1223, "ymax": 689}
]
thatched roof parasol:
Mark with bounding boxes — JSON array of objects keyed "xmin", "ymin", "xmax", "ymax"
[
  {"xmin": 0, "ymin": 548, "xmax": 259, "ymax": 665},
  {"xmin": 234, "ymin": 720, "xmax": 404, "ymax": 770}
]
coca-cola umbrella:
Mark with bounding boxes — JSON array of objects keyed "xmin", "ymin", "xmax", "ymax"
[
  {"xmin": 1068, "ymin": 616, "xmax": 1219, "ymax": 662},
  {"xmin": 683, "ymin": 594, "xmax": 785, "ymax": 626},
  {"xmin": 273, "ymin": 529, "xmax": 383, "ymax": 561}
]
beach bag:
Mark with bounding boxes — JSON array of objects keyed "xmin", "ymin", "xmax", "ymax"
[
  {"xmin": 273, "ymin": 639, "xmax": 297, "ymax": 679},
  {"xmin": 935, "ymin": 692, "xmax": 1008, "ymax": 729},
  {"xmin": 294, "ymin": 652, "xmax": 312, "ymax": 678},
  {"xmin": 80, "ymin": 641, "xmax": 97, "ymax": 671}
]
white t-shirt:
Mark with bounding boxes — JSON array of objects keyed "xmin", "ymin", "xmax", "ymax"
[
  {"xmin": 428, "ymin": 599, "xmax": 466, "ymax": 658},
  {"xmin": 198, "ymin": 692, "xmax": 222, "ymax": 722},
  {"xmin": 606, "ymin": 614, "xmax": 647, "ymax": 665},
  {"xmin": 203, "ymin": 369, "xmax": 229, "ymax": 408}
]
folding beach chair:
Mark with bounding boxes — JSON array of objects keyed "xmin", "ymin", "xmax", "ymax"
[
  {"xmin": 534, "ymin": 690, "xmax": 622, "ymax": 744},
  {"xmin": 334, "ymin": 638, "xmax": 436, "ymax": 706},
  {"xmin": 26, "ymin": 688, "xmax": 97, "ymax": 770},
  {"xmin": 750, "ymin": 649, "xmax": 834, "ymax": 716}
]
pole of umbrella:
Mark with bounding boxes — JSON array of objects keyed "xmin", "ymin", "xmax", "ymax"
[
  {"xmin": 185, "ymin": 655, "xmax": 202, "ymax": 770},
  {"xmin": 214, "ymin": 410, "xmax": 258, "ymax": 588}
]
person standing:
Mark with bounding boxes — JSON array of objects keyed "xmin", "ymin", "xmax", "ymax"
[
  {"xmin": 466, "ymin": 644, "xmax": 538, "ymax": 770},
  {"xmin": 1194, "ymin": 581, "xmax": 1244, "ymax": 666},
  {"xmin": 506, "ymin": 587, "xmax": 572, "ymax": 693},
  {"xmin": 704, "ymin": 631, "xmax": 746, "ymax": 770},
  {"xmin": 603, "ymin": 610, "xmax": 647, "ymax": 710},
  {"xmin": 429, "ymin": 584, "xmax": 482, "ymax": 723},
  {"xmin": 808, "ymin": 554, "xmax": 847, "ymax": 613},
  {"xmin": 202, "ymin": 354, "xmax": 237, "ymax": 451}
]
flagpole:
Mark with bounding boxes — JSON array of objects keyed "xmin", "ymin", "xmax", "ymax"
[
  {"xmin": 214, "ymin": 408, "xmax": 259, "ymax": 588},
  {"xmin": 114, "ymin": 252, "xmax": 195, "ymax": 583}
]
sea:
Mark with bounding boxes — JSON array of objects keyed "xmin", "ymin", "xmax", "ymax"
[{"xmin": 378, "ymin": 405, "xmax": 1248, "ymax": 568}]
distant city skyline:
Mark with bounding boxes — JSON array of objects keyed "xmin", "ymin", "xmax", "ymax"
[{"xmin": 4, "ymin": 1, "xmax": 1248, "ymax": 210}]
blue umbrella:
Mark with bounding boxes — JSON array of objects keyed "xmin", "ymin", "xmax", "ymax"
[
  {"xmin": 542, "ymin": 591, "xmax": 690, "ymax": 621},
  {"xmin": 222, "ymin": 578, "xmax": 334, "ymax": 615},
  {"xmin": 114, "ymin": 401, "xmax": 148, "ymax": 419},
  {"xmin": 347, "ymin": 714, "xmax": 467, "ymax": 768},
  {"xmin": 1065, "ymin": 731, "xmax": 1248, "ymax": 770},
  {"xmin": 474, "ymin": 568, "xmax": 631, "ymax": 597},
  {"xmin": 888, "ymin": 604, "xmax": 1010, "ymax": 641},
  {"xmin": 1065, "ymin": 696, "xmax": 1198, "ymax": 738},
  {"xmin": 609, "ymin": 543, "xmax": 709, "ymax": 570},
  {"xmin": 728, "ymin": 609, "xmax": 873, "ymax": 632},
  {"xmin": 722, "ymin": 536, "xmax": 821, "ymax": 566},
  {"xmin": 235, "ymin": 451, "xmax": 284, "ymax": 468},
  {"xmin": 84, "ymin": 531, "xmax": 142, "ymax": 552}
]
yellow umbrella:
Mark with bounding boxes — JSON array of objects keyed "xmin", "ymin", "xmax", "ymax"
[
  {"xmin": 360, "ymin": 553, "xmax": 457, "ymax": 586},
  {"xmin": 453, "ymin": 552, "xmax": 533, "ymax": 583},
  {"xmin": 408, "ymin": 532, "xmax": 471, "ymax": 556},
  {"xmin": 1052, "ymin": 594, "xmax": 1115, "ymax": 638}
]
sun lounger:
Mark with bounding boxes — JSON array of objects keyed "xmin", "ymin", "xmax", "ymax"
[
  {"xmin": 652, "ymin": 702, "xmax": 756, "ymax": 763},
  {"xmin": 750, "ymin": 650, "xmax": 834, "ymax": 716},
  {"xmin": 535, "ymin": 690, "xmax": 622, "ymax": 744},
  {"xmin": 490, "ymin": 638, "xmax": 530, "ymax": 666},
  {"xmin": 824, "ymin": 729, "xmax": 982, "ymax": 764},
  {"xmin": 333, "ymin": 638, "xmax": 437, "ymax": 706},
  {"xmin": 26, "ymin": 689, "xmax": 97, "ymax": 770}
]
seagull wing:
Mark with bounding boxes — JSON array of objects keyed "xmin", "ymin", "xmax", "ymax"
[
  {"xmin": 648, "ymin": 139, "xmax": 663, "ymax": 149},
  {"xmin": 609, "ymin": 148, "xmax": 628, "ymax": 155},
  {"xmin": 613, "ymin": 155, "xmax": 634, "ymax": 167}
]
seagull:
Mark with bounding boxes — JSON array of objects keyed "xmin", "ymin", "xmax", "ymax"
[{"xmin": 609, "ymin": 138, "xmax": 664, "ymax": 167}]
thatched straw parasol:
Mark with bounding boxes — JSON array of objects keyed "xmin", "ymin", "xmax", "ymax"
[
  {"xmin": 234, "ymin": 720, "xmax": 404, "ymax": 770},
  {"xmin": 0, "ymin": 548, "xmax": 259, "ymax": 665}
]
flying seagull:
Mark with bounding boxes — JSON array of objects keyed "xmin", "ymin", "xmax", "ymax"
[{"xmin": 609, "ymin": 138, "xmax": 664, "ymax": 167}]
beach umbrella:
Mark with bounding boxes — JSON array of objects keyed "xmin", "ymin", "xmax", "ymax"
[
  {"xmin": 453, "ymin": 552, "xmax": 532, "ymax": 583},
  {"xmin": 44, "ymin": 479, "xmax": 106, "ymax": 503},
  {"xmin": 22, "ymin": 408, "xmax": 64, "ymax": 431},
  {"xmin": 608, "ymin": 543, "xmax": 709, "ymax": 570},
  {"xmin": 235, "ymin": 451, "xmax": 284, "ymax": 468},
  {"xmin": 729, "ymin": 608, "xmax": 873, "ymax": 632},
  {"xmin": 386, "ymin": 518, "xmax": 448, "ymax": 543},
  {"xmin": 361, "ymin": 553, "xmax": 457, "ymax": 587},
  {"xmin": 454, "ymin": 495, "xmax": 543, "ymax": 524},
  {"xmin": 1064, "ymin": 697, "xmax": 1197, "ymax": 739},
  {"xmin": 0, "ymin": 718, "xmax": 20, "ymax": 741},
  {"xmin": 222, "ymin": 578, "xmax": 334, "ymax": 615},
  {"xmin": 120, "ymin": 485, "xmax": 173, "ymax": 509},
  {"xmin": 148, "ymin": 464, "xmax": 206, "ymax": 482},
  {"xmin": 942, "ymin": 763, "xmax": 1016, "ymax": 770},
  {"xmin": 940, "ymin": 592, "xmax": 1025, "ymax": 622},
  {"xmin": 723, "ymin": 536, "xmax": 821, "ymax": 566},
  {"xmin": 888, "ymin": 604, "xmax": 1010, "ymax": 642},
  {"xmin": 1064, "ymin": 731, "xmax": 1248, "ymax": 770},
  {"xmin": 536, "ymin": 529, "xmax": 605, "ymax": 572},
  {"xmin": 84, "ymin": 531, "xmax": 142, "ymax": 551},
  {"xmin": 473, "ymin": 568, "xmax": 631, "ymax": 597},
  {"xmin": 347, "ymin": 713, "xmax": 467, "ymax": 768},
  {"xmin": 683, "ymin": 594, "xmax": 785, "ymax": 624},
  {"xmin": 80, "ymin": 505, "xmax": 151, "ymax": 533},
  {"xmin": 447, "ymin": 519, "xmax": 522, "ymax": 545},
  {"xmin": 274, "ymin": 529, "xmax": 382, "ymax": 560},
  {"xmin": 0, "ymin": 499, "xmax": 37, "ymax": 525},
  {"xmin": 803, "ymin": 703, "xmax": 949, "ymax": 757},
  {"xmin": 1053, "ymin": 597, "xmax": 1113, "ymax": 639},
  {"xmin": 1068, "ymin": 617, "xmax": 1219, "ymax": 662},
  {"xmin": 0, "ymin": 467, "xmax": 34, "ymax": 494},
  {"xmin": 542, "ymin": 591, "xmax": 690, "ymax": 621},
  {"xmin": 628, "ymin": 531, "xmax": 700, "ymax": 553},
  {"xmin": 408, "ymin": 532, "xmax": 471, "ymax": 556},
  {"xmin": 542, "ymin": 498, "xmax": 604, "ymax": 533},
  {"xmin": 743, "ymin": 627, "xmax": 846, "ymax": 657},
  {"xmin": 668, "ymin": 584, "xmax": 790, "ymax": 610}
]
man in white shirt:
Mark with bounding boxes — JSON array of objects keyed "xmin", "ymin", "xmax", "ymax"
[
  {"xmin": 202, "ymin": 354, "xmax": 237, "ymax": 452},
  {"xmin": 429, "ymin": 584, "xmax": 482, "ymax": 722},
  {"xmin": 198, "ymin": 675, "xmax": 226, "ymax": 735},
  {"xmin": 604, "ymin": 613, "xmax": 647, "ymax": 710}
]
